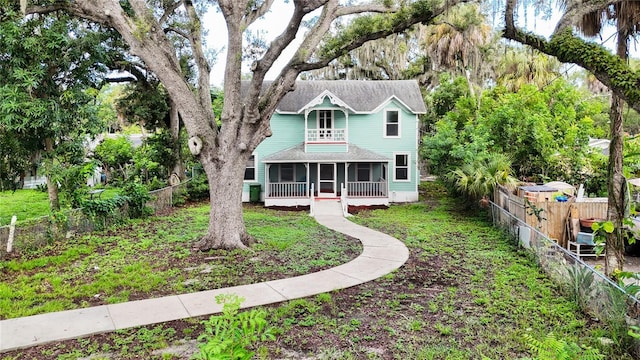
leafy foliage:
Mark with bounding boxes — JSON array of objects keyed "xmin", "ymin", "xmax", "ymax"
[
  {"xmin": 195, "ymin": 294, "xmax": 275, "ymax": 360},
  {"xmin": 523, "ymin": 332, "xmax": 604, "ymax": 360},
  {"xmin": 446, "ymin": 153, "xmax": 518, "ymax": 200},
  {"xmin": 94, "ymin": 136, "xmax": 135, "ymax": 184},
  {"xmin": 115, "ymin": 81, "xmax": 169, "ymax": 129},
  {"xmin": 120, "ymin": 182, "xmax": 152, "ymax": 219},
  {"xmin": 186, "ymin": 171, "xmax": 210, "ymax": 201},
  {"xmin": 81, "ymin": 195, "xmax": 128, "ymax": 230},
  {"xmin": 423, "ymin": 78, "xmax": 605, "ymax": 191}
]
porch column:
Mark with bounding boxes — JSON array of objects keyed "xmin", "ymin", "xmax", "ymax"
[
  {"xmin": 305, "ymin": 163, "xmax": 309, "ymax": 197},
  {"xmin": 304, "ymin": 109, "xmax": 309, "ymax": 152},
  {"xmin": 265, "ymin": 164, "xmax": 271, "ymax": 198},
  {"xmin": 344, "ymin": 111, "xmax": 349, "ymax": 151},
  {"xmin": 345, "ymin": 163, "xmax": 350, "ymax": 197},
  {"xmin": 386, "ymin": 161, "xmax": 390, "ymax": 197}
]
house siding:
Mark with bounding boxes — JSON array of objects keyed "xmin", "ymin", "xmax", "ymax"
[
  {"xmin": 348, "ymin": 100, "xmax": 419, "ymax": 201},
  {"xmin": 242, "ymin": 112, "xmax": 305, "ymax": 201},
  {"xmin": 244, "ymin": 83, "xmax": 422, "ymax": 204}
]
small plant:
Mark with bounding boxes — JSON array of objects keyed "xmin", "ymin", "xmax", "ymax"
[
  {"xmin": 591, "ymin": 220, "xmax": 613, "ymax": 256},
  {"xmin": 523, "ymin": 332, "xmax": 604, "ymax": 360},
  {"xmin": 194, "ymin": 294, "xmax": 275, "ymax": 360},
  {"xmin": 525, "ymin": 198, "xmax": 546, "ymax": 229}
]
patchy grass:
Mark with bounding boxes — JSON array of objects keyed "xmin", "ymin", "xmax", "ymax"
[
  {"xmin": 0, "ymin": 203, "xmax": 360, "ymax": 319},
  {"xmin": 1, "ymin": 183, "xmax": 635, "ymax": 359},
  {"xmin": 0, "ymin": 190, "xmax": 50, "ymax": 226},
  {"xmin": 0, "ymin": 188, "xmax": 121, "ymax": 226}
]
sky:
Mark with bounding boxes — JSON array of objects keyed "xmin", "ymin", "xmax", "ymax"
[
  {"xmin": 204, "ymin": 2, "xmax": 302, "ymax": 87},
  {"xmin": 203, "ymin": 2, "xmax": 628, "ymax": 88}
]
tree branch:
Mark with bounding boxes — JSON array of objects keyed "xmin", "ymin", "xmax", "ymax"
[
  {"xmin": 164, "ymin": 26, "xmax": 190, "ymax": 40},
  {"xmin": 245, "ymin": 0, "xmax": 328, "ymax": 112},
  {"xmin": 335, "ymin": 3, "xmax": 395, "ymax": 16},
  {"xmin": 160, "ymin": 0, "xmax": 184, "ymax": 26},
  {"xmin": 242, "ymin": 0, "xmax": 276, "ymax": 28},
  {"xmin": 297, "ymin": 0, "xmax": 470, "ymax": 72},
  {"xmin": 554, "ymin": 0, "xmax": 612, "ymax": 34},
  {"xmin": 503, "ymin": 5, "xmax": 640, "ymax": 113},
  {"xmin": 184, "ymin": 0, "xmax": 214, "ymax": 125}
]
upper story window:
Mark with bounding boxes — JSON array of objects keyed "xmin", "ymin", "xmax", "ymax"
[
  {"xmin": 385, "ymin": 110, "xmax": 400, "ymax": 137},
  {"xmin": 394, "ymin": 153, "xmax": 409, "ymax": 181},
  {"xmin": 318, "ymin": 110, "xmax": 333, "ymax": 139},
  {"xmin": 244, "ymin": 154, "xmax": 256, "ymax": 181}
]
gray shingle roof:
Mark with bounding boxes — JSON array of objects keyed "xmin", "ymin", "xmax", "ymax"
[
  {"xmin": 262, "ymin": 143, "xmax": 390, "ymax": 163},
  {"xmin": 247, "ymin": 80, "xmax": 426, "ymax": 114}
]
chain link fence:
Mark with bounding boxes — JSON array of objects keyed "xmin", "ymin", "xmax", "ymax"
[
  {"xmin": 491, "ymin": 201, "xmax": 640, "ymax": 341},
  {"xmin": 1, "ymin": 180, "xmax": 191, "ymax": 259}
]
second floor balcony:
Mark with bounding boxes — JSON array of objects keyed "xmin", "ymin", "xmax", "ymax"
[{"xmin": 306, "ymin": 128, "xmax": 346, "ymax": 143}]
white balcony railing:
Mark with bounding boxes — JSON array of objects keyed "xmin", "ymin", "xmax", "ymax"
[
  {"xmin": 268, "ymin": 182, "xmax": 308, "ymax": 198},
  {"xmin": 347, "ymin": 181, "xmax": 387, "ymax": 198},
  {"xmin": 306, "ymin": 128, "xmax": 346, "ymax": 142}
]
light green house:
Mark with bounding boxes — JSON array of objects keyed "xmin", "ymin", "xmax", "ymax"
[{"xmin": 242, "ymin": 80, "xmax": 426, "ymax": 208}]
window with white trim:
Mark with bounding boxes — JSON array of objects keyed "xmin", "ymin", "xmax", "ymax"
[
  {"xmin": 385, "ymin": 110, "xmax": 399, "ymax": 137},
  {"xmin": 244, "ymin": 155, "xmax": 256, "ymax": 181},
  {"xmin": 355, "ymin": 163, "xmax": 371, "ymax": 182},
  {"xmin": 394, "ymin": 153, "xmax": 409, "ymax": 181}
]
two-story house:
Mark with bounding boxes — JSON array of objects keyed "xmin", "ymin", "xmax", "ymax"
[{"xmin": 242, "ymin": 80, "xmax": 426, "ymax": 209}]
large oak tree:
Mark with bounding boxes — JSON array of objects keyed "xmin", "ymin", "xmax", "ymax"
[{"xmin": 18, "ymin": 0, "xmax": 470, "ymax": 250}]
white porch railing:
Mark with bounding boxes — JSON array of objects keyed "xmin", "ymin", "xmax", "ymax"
[
  {"xmin": 306, "ymin": 128, "xmax": 346, "ymax": 142},
  {"xmin": 347, "ymin": 181, "xmax": 387, "ymax": 197},
  {"xmin": 268, "ymin": 182, "xmax": 307, "ymax": 198}
]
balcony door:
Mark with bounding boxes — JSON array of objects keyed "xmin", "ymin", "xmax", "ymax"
[
  {"xmin": 318, "ymin": 110, "xmax": 333, "ymax": 140},
  {"xmin": 318, "ymin": 163, "xmax": 336, "ymax": 197}
]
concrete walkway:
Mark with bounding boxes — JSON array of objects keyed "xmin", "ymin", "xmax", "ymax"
[{"xmin": 0, "ymin": 199, "xmax": 408, "ymax": 353}]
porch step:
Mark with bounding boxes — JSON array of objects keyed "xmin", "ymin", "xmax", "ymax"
[{"xmin": 313, "ymin": 198, "xmax": 343, "ymax": 216}]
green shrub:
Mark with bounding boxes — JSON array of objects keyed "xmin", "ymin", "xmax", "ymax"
[
  {"xmin": 195, "ymin": 294, "xmax": 274, "ymax": 360},
  {"xmin": 523, "ymin": 332, "xmax": 604, "ymax": 360},
  {"xmin": 81, "ymin": 195, "xmax": 128, "ymax": 230},
  {"xmin": 187, "ymin": 173, "xmax": 209, "ymax": 201},
  {"xmin": 120, "ymin": 182, "xmax": 152, "ymax": 218}
]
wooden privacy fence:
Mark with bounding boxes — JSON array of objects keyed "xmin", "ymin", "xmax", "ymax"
[{"xmin": 495, "ymin": 185, "xmax": 608, "ymax": 248}]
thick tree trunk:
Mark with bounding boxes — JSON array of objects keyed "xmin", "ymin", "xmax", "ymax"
[
  {"xmin": 605, "ymin": 94, "xmax": 625, "ymax": 276},
  {"xmin": 44, "ymin": 137, "xmax": 60, "ymax": 212},
  {"xmin": 168, "ymin": 100, "xmax": 184, "ymax": 180},
  {"xmin": 193, "ymin": 149, "xmax": 256, "ymax": 250},
  {"xmin": 605, "ymin": 27, "xmax": 630, "ymax": 277}
]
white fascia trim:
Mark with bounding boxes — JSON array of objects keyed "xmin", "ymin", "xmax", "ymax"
[
  {"xmin": 298, "ymin": 90, "xmax": 356, "ymax": 114},
  {"xmin": 371, "ymin": 95, "xmax": 426, "ymax": 115}
]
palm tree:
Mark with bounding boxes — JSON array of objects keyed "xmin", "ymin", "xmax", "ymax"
[
  {"xmin": 303, "ymin": 4, "xmax": 494, "ymax": 91},
  {"xmin": 423, "ymin": 4, "xmax": 494, "ymax": 93},
  {"xmin": 495, "ymin": 48, "xmax": 562, "ymax": 92},
  {"xmin": 447, "ymin": 153, "xmax": 519, "ymax": 202}
]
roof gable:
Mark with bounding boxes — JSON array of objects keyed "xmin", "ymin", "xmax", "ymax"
[
  {"xmin": 299, "ymin": 90, "xmax": 356, "ymax": 113},
  {"xmin": 248, "ymin": 80, "xmax": 426, "ymax": 114}
]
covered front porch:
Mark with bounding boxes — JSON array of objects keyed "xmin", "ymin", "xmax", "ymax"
[{"xmin": 262, "ymin": 144, "xmax": 390, "ymax": 207}]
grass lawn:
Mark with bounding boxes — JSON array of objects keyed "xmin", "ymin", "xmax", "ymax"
[
  {"xmin": 0, "ymin": 183, "xmax": 635, "ymax": 359},
  {"xmin": 0, "ymin": 188, "xmax": 121, "ymax": 226}
]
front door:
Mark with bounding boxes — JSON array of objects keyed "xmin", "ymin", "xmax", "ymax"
[{"xmin": 318, "ymin": 163, "xmax": 336, "ymax": 197}]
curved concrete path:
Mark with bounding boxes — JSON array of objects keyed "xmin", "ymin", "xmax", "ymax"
[{"xmin": 0, "ymin": 199, "xmax": 408, "ymax": 352}]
